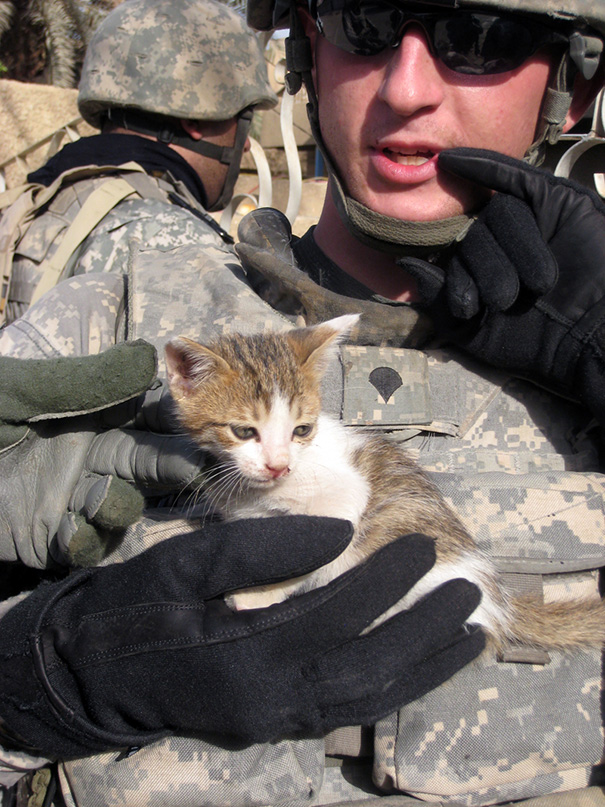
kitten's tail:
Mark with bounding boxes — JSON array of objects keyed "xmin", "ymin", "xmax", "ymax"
[{"xmin": 492, "ymin": 594, "xmax": 605, "ymax": 656}]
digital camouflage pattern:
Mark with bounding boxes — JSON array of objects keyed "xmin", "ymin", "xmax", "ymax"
[
  {"xmin": 3, "ymin": 167, "xmax": 239, "ymax": 326},
  {"xmin": 449, "ymin": 0, "xmax": 605, "ymax": 36},
  {"xmin": 1, "ymin": 206, "xmax": 604, "ymax": 806},
  {"xmin": 78, "ymin": 0, "xmax": 276, "ymax": 129}
]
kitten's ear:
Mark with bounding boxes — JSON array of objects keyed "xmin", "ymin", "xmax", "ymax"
[
  {"xmin": 165, "ymin": 337, "xmax": 231, "ymax": 399},
  {"xmin": 287, "ymin": 314, "xmax": 360, "ymax": 376}
]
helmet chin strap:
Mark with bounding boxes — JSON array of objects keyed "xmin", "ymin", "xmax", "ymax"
[
  {"xmin": 310, "ymin": 111, "xmax": 474, "ymax": 255},
  {"xmin": 527, "ymin": 32, "xmax": 603, "ymax": 166},
  {"xmin": 106, "ymin": 107, "xmax": 254, "ymax": 212}
]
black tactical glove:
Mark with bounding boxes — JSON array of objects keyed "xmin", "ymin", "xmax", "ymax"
[
  {"xmin": 399, "ymin": 148, "xmax": 605, "ymax": 423},
  {"xmin": 0, "ymin": 342, "xmax": 207, "ymax": 568},
  {"xmin": 0, "ymin": 523, "xmax": 484, "ymax": 758}
]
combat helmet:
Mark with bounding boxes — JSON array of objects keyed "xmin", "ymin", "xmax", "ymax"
[
  {"xmin": 79, "ymin": 0, "xmax": 277, "ymax": 210},
  {"xmin": 248, "ymin": 0, "xmax": 605, "ymax": 38},
  {"xmin": 247, "ymin": 0, "xmax": 605, "ymax": 254}
]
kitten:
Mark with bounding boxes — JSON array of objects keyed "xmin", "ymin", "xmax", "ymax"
[{"xmin": 165, "ymin": 315, "xmax": 605, "ymax": 656}]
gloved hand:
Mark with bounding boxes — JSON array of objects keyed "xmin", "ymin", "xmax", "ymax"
[
  {"xmin": 89, "ymin": 377, "xmax": 209, "ymax": 495},
  {"xmin": 0, "ymin": 523, "xmax": 484, "ymax": 758},
  {"xmin": 399, "ymin": 148, "xmax": 605, "ymax": 423},
  {"xmin": 0, "ymin": 341, "xmax": 206, "ymax": 569},
  {"xmin": 236, "ymin": 208, "xmax": 431, "ymax": 348}
]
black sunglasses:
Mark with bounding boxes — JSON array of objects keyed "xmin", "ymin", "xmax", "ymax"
[{"xmin": 314, "ymin": 0, "xmax": 571, "ymax": 75}]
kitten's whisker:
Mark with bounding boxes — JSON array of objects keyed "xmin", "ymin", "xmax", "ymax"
[{"xmin": 203, "ymin": 463, "xmax": 244, "ymax": 516}]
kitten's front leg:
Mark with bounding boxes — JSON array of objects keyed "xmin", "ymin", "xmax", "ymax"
[
  {"xmin": 226, "ymin": 574, "xmax": 315, "ymax": 611},
  {"xmin": 226, "ymin": 545, "xmax": 362, "ymax": 611}
]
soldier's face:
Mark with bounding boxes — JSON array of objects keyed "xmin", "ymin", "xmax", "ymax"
[{"xmin": 308, "ymin": 18, "xmax": 555, "ymax": 221}]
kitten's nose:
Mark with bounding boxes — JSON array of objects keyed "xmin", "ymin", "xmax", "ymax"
[{"xmin": 265, "ymin": 463, "xmax": 290, "ymax": 479}]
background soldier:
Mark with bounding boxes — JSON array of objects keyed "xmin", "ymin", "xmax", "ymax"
[{"xmin": 0, "ymin": 0, "xmax": 276, "ymax": 327}]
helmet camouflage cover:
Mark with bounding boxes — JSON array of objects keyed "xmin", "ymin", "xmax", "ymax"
[
  {"xmin": 80, "ymin": 0, "xmax": 277, "ymax": 129},
  {"xmin": 247, "ymin": 0, "xmax": 605, "ymax": 35}
]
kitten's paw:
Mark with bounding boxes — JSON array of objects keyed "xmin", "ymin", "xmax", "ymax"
[{"xmin": 226, "ymin": 585, "xmax": 288, "ymax": 611}]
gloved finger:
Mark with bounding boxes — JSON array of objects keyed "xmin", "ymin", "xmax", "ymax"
[
  {"xmin": 63, "ymin": 474, "xmax": 144, "ymax": 566},
  {"xmin": 320, "ymin": 624, "xmax": 485, "ymax": 727},
  {"xmin": 60, "ymin": 514, "xmax": 126, "ymax": 568},
  {"xmin": 438, "ymin": 148, "xmax": 548, "ymax": 199},
  {"xmin": 482, "ymin": 195, "xmax": 558, "ymax": 295},
  {"xmin": 69, "ymin": 473, "xmax": 143, "ymax": 529},
  {"xmin": 452, "ymin": 223, "xmax": 519, "ymax": 314},
  {"xmin": 309, "ymin": 577, "xmax": 483, "ymax": 697},
  {"xmin": 229, "ymin": 534, "xmax": 439, "ymax": 652},
  {"xmin": 0, "ymin": 340, "xmax": 157, "ymax": 425},
  {"xmin": 440, "ymin": 148, "xmax": 605, "ymax": 246},
  {"xmin": 57, "ymin": 516, "xmax": 355, "ymax": 617},
  {"xmin": 98, "ymin": 380, "xmax": 184, "ymax": 434},
  {"xmin": 397, "ymin": 257, "xmax": 447, "ymax": 305},
  {"xmin": 188, "ymin": 516, "xmax": 355, "ymax": 597},
  {"xmin": 86, "ymin": 429, "xmax": 207, "ymax": 489},
  {"xmin": 446, "ymin": 253, "xmax": 483, "ymax": 318}
]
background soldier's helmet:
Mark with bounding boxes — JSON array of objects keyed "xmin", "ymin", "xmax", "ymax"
[{"xmin": 79, "ymin": 0, "xmax": 277, "ymax": 129}]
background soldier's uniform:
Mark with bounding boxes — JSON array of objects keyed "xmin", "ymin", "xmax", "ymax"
[
  {"xmin": 0, "ymin": 140, "xmax": 236, "ymax": 328},
  {"xmin": 0, "ymin": 205, "xmax": 604, "ymax": 807}
]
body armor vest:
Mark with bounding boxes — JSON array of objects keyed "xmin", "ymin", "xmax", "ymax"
[{"xmin": 55, "ymin": 208, "xmax": 605, "ymax": 807}]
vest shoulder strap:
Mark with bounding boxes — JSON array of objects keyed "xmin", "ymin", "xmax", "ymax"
[
  {"xmin": 29, "ymin": 176, "xmax": 139, "ymax": 306},
  {"xmin": 0, "ymin": 162, "xmax": 148, "ymax": 325}
]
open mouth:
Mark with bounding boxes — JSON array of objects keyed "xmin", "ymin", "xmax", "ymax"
[{"xmin": 383, "ymin": 148, "xmax": 434, "ymax": 166}]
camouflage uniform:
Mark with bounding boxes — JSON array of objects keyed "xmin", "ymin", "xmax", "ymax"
[
  {"xmin": 1, "ymin": 0, "xmax": 604, "ymax": 799},
  {"xmin": 2, "ymin": 167, "xmax": 240, "ymax": 326},
  {"xmin": 1, "ymin": 203, "xmax": 604, "ymax": 806}
]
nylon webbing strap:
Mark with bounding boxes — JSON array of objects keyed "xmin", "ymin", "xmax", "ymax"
[
  {"xmin": 30, "ymin": 177, "xmax": 139, "ymax": 306},
  {"xmin": 496, "ymin": 569, "xmax": 550, "ymax": 665},
  {"xmin": 0, "ymin": 162, "xmax": 148, "ymax": 325}
]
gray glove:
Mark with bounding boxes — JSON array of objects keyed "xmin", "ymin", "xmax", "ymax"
[
  {"xmin": 236, "ymin": 208, "xmax": 431, "ymax": 348},
  {"xmin": 0, "ymin": 341, "xmax": 206, "ymax": 569},
  {"xmin": 87, "ymin": 378, "xmax": 209, "ymax": 494}
]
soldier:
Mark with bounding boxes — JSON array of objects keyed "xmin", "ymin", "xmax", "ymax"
[
  {"xmin": 18, "ymin": 0, "xmax": 603, "ymax": 804},
  {"xmin": 0, "ymin": 0, "xmax": 484, "ymax": 804},
  {"xmin": 233, "ymin": 0, "xmax": 605, "ymax": 804},
  {"xmin": 5, "ymin": 0, "xmax": 605, "ymax": 804}
]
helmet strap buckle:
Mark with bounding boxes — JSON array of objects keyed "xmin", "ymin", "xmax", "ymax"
[
  {"xmin": 569, "ymin": 32, "xmax": 603, "ymax": 80},
  {"xmin": 157, "ymin": 127, "xmax": 176, "ymax": 145}
]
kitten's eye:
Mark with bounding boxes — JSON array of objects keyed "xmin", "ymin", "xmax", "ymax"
[
  {"xmin": 231, "ymin": 425, "xmax": 258, "ymax": 441},
  {"xmin": 293, "ymin": 424, "xmax": 313, "ymax": 438}
]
